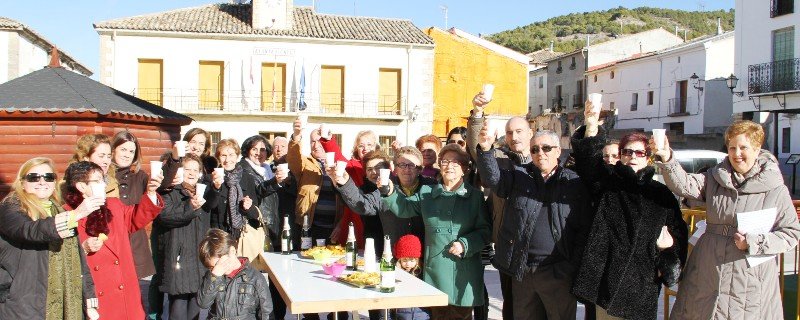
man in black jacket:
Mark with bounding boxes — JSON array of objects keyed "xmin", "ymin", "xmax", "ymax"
[{"xmin": 476, "ymin": 126, "xmax": 591, "ymax": 320}]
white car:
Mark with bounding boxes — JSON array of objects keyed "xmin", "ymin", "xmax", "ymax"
[{"xmin": 654, "ymin": 149, "xmax": 727, "ymax": 183}]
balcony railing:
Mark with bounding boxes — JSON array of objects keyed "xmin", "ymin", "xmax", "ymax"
[
  {"xmin": 571, "ymin": 94, "xmax": 584, "ymax": 109},
  {"xmin": 668, "ymin": 97, "xmax": 694, "ymax": 115},
  {"xmin": 771, "ymin": 0, "xmax": 794, "ymax": 17},
  {"xmin": 133, "ymin": 88, "xmax": 406, "ymax": 117},
  {"xmin": 748, "ymin": 58, "xmax": 800, "ymax": 94}
]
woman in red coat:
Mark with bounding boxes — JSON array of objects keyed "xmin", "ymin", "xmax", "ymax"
[{"xmin": 62, "ymin": 161, "xmax": 164, "ymax": 320}]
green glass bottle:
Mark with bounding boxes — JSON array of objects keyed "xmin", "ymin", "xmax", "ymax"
[
  {"xmin": 280, "ymin": 215, "xmax": 292, "ymax": 255},
  {"xmin": 379, "ymin": 235, "xmax": 395, "ymax": 293},
  {"xmin": 345, "ymin": 222, "xmax": 357, "ymax": 271}
]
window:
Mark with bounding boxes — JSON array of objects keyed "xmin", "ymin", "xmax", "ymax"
[
  {"xmin": 539, "ymin": 105, "xmax": 544, "ymax": 114},
  {"xmin": 538, "ymin": 76, "xmax": 544, "ymax": 88},
  {"xmin": 199, "ymin": 61, "xmax": 225, "ymax": 110},
  {"xmin": 570, "ymin": 57, "xmax": 576, "ymax": 70},
  {"xmin": 259, "ymin": 131, "xmax": 286, "ymax": 145},
  {"xmin": 137, "ymin": 59, "xmax": 163, "ymax": 106},
  {"xmin": 575, "ymin": 80, "xmax": 584, "ymax": 108},
  {"xmin": 773, "ymin": 27, "xmax": 795, "ymax": 62},
  {"xmin": 647, "ymin": 91, "xmax": 654, "ymax": 105},
  {"xmin": 261, "ymin": 62, "xmax": 287, "ymax": 112},
  {"xmin": 593, "ymin": 74, "xmax": 598, "ymax": 82},
  {"xmin": 772, "ymin": 27, "xmax": 795, "ymax": 91},
  {"xmin": 331, "ymin": 133, "xmax": 343, "ymax": 150},
  {"xmin": 321, "ymin": 66, "xmax": 345, "ymax": 113},
  {"xmin": 771, "ymin": 0, "xmax": 794, "ymax": 17},
  {"xmin": 783, "ymin": 127, "xmax": 791, "ymax": 153},
  {"xmin": 378, "ymin": 135, "xmax": 396, "ymax": 157},
  {"xmin": 609, "ymin": 102, "xmax": 615, "ymax": 109},
  {"xmin": 378, "ymin": 68, "xmax": 402, "ymax": 115},
  {"xmin": 555, "ymin": 85, "xmax": 563, "ymax": 108},
  {"xmin": 610, "ymin": 71, "xmax": 615, "ymax": 79},
  {"xmin": 209, "ymin": 131, "xmax": 221, "ymax": 151},
  {"xmin": 631, "ymin": 93, "xmax": 638, "ymax": 111},
  {"xmin": 668, "ymin": 122, "xmax": 685, "ymax": 135},
  {"xmin": 556, "ymin": 61, "xmax": 563, "ymax": 74},
  {"xmin": 678, "ymin": 56, "xmax": 681, "ymax": 63}
]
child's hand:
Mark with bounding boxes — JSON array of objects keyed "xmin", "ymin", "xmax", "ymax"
[{"xmin": 211, "ymin": 255, "xmax": 232, "ymax": 277}]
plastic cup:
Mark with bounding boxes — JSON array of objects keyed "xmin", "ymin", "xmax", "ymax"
[
  {"xmin": 652, "ymin": 129, "xmax": 667, "ymax": 150},
  {"xmin": 175, "ymin": 168, "xmax": 184, "ymax": 184},
  {"xmin": 379, "ymin": 168, "xmax": 391, "ymax": 186},
  {"xmin": 175, "ymin": 141, "xmax": 187, "ymax": 157},
  {"xmin": 150, "ymin": 161, "xmax": 162, "ymax": 179},
  {"xmin": 277, "ymin": 163, "xmax": 289, "ymax": 173},
  {"xmin": 588, "ymin": 93, "xmax": 602, "ymax": 112},
  {"xmin": 320, "ymin": 123, "xmax": 330, "ymax": 139},
  {"xmin": 363, "ymin": 238, "xmax": 376, "ymax": 272},
  {"xmin": 335, "ymin": 161, "xmax": 347, "ymax": 177},
  {"xmin": 91, "ymin": 183, "xmax": 106, "ymax": 200},
  {"xmin": 326, "ymin": 152, "xmax": 336, "ymax": 167},
  {"xmin": 486, "ymin": 121, "xmax": 501, "ymax": 138},
  {"xmin": 298, "ymin": 114, "xmax": 309, "ymax": 128},
  {"xmin": 195, "ymin": 183, "xmax": 207, "ymax": 197},
  {"xmin": 213, "ymin": 167, "xmax": 224, "ymax": 179},
  {"xmin": 482, "ymin": 84, "xmax": 495, "ymax": 101}
]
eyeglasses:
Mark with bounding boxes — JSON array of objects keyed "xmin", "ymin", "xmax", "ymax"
[
  {"xmin": 439, "ymin": 159, "xmax": 462, "ymax": 167},
  {"xmin": 395, "ymin": 162, "xmax": 420, "ymax": 170},
  {"xmin": 603, "ymin": 154, "xmax": 620, "ymax": 159},
  {"xmin": 531, "ymin": 145, "xmax": 558, "ymax": 154},
  {"xmin": 447, "ymin": 139, "xmax": 466, "ymax": 147},
  {"xmin": 620, "ymin": 149, "xmax": 650, "ymax": 158},
  {"xmin": 24, "ymin": 173, "xmax": 56, "ymax": 183}
]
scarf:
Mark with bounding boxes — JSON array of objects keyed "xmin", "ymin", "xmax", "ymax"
[
  {"xmin": 181, "ymin": 182, "xmax": 196, "ymax": 198},
  {"xmin": 44, "ymin": 202, "xmax": 84, "ymax": 320},
  {"xmin": 225, "ymin": 164, "xmax": 245, "ymax": 239},
  {"xmin": 63, "ymin": 190, "xmax": 111, "ymax": 237}
]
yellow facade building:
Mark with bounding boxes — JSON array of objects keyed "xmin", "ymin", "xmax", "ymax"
[{"xmin": 426, "ymin": 27, "xmax": 530, "ymax": 137}]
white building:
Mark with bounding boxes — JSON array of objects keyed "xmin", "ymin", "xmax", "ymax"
[
  {"xmin": 0, "ymin": 17, "xmax": 92, "ymax": 83},
  {"xmin": 734, "ymin": 0, "xmax": 799, "ymax": 161},
  {"xmin": 526, "ymin": 49, "xmax": 561, "ymax": 118},
  {"xmin": 587, "ymin": 31, "xmax": 735, "ymax": 149},
  {"xmin": 94, "ymin": 1, "xmax": 434, "ymax": 153}
]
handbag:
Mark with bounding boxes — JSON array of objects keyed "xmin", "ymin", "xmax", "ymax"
[{"xmin": 236, "ymin": 207, "xmax": 269, "ymax": 263}]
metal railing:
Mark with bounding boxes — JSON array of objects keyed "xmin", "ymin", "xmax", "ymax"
[
  {"xmin": 748, "ymin": 58, "xmax": 800, "ymax": 94},
  {"xmin": 133, "ymin": 88, "xmax": 406, "ymax": 117},
  {"xmin": 668, "ymin": 97, "xmax": 694, "ymax": 115}
]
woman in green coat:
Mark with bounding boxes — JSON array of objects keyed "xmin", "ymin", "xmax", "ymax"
[{"xmin": 382, "ymin": 143, "xmax": 490, "ymax": 320}]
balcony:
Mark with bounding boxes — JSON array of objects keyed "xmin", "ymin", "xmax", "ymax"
[
  {"xmin": 571, "ymin": 94, "xmax": 584, "ymax": 109},
  {"xmin": 668, "ymin": 97, "xmax": 693, "ymax": 116},
  {"xmin": 748, "ymin": 58, "xmax": 800, "ymax": 95},
  {"xmin": 771, "ymin": 0, "xmax": 794, "ymax": 17},
  {"xmin": 133, "ymin": 88, "xmax": 406, "ymax": 118},
  {"xmin": 551, "ymin": 96, "xmax": 567, "ymax": 111}
]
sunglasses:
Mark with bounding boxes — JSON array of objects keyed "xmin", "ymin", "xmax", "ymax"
[
  {"xmin": 620, "ymin": 149, "xmax": 650, "ymax": 158},
  {"xmin": 531, "ymin": 145, "xmax": 558, "ymax": 154},
  {"xmin": 447, "ymin": 139, "xmax": 466, "ymax": 147},
  {"xmin": 24, "ymin": 173, "xmax": 56, "ymax": 183}
]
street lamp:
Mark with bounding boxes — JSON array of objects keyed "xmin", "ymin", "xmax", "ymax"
[
  {"xmin": 726, "ymin": 74, "xmax": 744, "ymax": 97},
  {"xmin": 690, "ymin": 73, "xmax": 704, "ymax": 91}
]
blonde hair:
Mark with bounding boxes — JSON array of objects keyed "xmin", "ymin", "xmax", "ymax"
[
  {"xmin": 3, "ymin": 157, "xmax": 62, "ymax": 220},
  {"xmin": 70, "ymin": 134, "xmax": 111, "ymax": 164},
  {"xmin": 351, "ymin": 130, "xmax": 379, "ymax": 160},
  {"xmin": 393, "ymin": 146, "xmax": 423, "ymax": 165},
  {"xmin": 214, "ymin": 138, "xmax": 241, "ymax": 161},
  {"xmin": 725, "ymin": 120, "xmax": 765, "ymax": 148}
]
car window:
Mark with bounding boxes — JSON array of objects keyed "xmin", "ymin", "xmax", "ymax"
[
  {"xmin": 694, "ymin": 159, "xmax": 720, "ymax": 174},
  {"xmin": 678, "ymin": 160, "xmax": 694, "ymax": 174}
]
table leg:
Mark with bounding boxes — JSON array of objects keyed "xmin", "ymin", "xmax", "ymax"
[
  {"xmin": 333, "ymin": 312, "xmax": 338, "ymax": 320},
  {"xmin": 297, "ymin": 315, "xmax": 301, "ymax": 320},
  {"xmin": 384, "ymin": 309, "xmax": 389, "ymax": 320}
]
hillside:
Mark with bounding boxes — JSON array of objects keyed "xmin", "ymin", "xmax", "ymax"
[{"xmin": 488, "ymin": 7, "xmax": 734, "ymax": 54}]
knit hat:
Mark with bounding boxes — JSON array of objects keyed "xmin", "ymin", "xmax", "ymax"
[{"xmin": 394, "ymin": 235, "xmax": 422, "ymax": 259}]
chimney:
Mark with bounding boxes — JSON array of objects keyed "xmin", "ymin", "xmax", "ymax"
[
  {"xmin": 48, "ymin": 46, "xmax": 61, "ymax": 68},
  {"xmin": 549, "ymin": 40, "xmax": 554, "ymax": 52},
  {"xmin": 586, "ymin": 35, "xmax": 590, "ymax": 48},
  {"xmin": 674, "ymin": 26, "xmax": 678, "ymax": 36},
  {"xmin": 717, "ymin": 18, "xmax": 723, "ymax": 35},
  {"xmin": 684, "ymin": 29, "xmax": 687, "ymax": 41},
  {"xmin": 252, "ymin": 0, "xmax": 294, "ymax": 30}
]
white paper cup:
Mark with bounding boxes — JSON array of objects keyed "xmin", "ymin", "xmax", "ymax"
[
  {"xmin": 315, "ymin": 239, "xmax": 326, "ymax": 247},
  {"xmin": 277, "ymin": 163, "xmax": 289, "ymax": 173},
  {"xmin": 213, "ymin": 167, "xmax": 224, "ymax": 179},
  {"xmin": 486, "ymin": 121, "xmax": 501, "ymax": 138},
  {"xmin": 91, "ymin": 183, "xmax": 106, "ymax": 200},
  {"xmin": 150, "ymin": 161, "xmax": 162, "ymax": 179},
  {"xmin": 482, "ymin": 84, "xmax": 495, "ymax": 101},
  {"xmin": 175, "ymin": 141, "xmax": 187, "ymax": 157},
  {"xmin": 195, "ymin": 183, "xmax": 207, "ymax": 197},
  {"xmin": 335, "ymin": 161, "xmax": 347, "ymax": 177},
  {"xmin": 588, "ymin": 93, "xmax": 602, "ymax": 113},
  {"xmin": 320, "ymin": 123, "xmax": 330, "ymax": 139},
  {"xmin": 652, "ymin": 129, "xmax": 667, "ymax": 150},
  {"xmin": 326, "ymin": 152, "xmax": 336, "ymax": 167},
  {"xmin": 379, "ymin": 168, "xmax": 391, "ymax": 186},
  {"xmin": 175, "ymin": 168, "xmax": 184, "ymax": 184},
  {"xmin": 363, "ymin": 238, "xmax": 376, "ymax": 272},
  {"xmin": 298, "ymin": 114, "xmax": 309, "ymax": 128}
]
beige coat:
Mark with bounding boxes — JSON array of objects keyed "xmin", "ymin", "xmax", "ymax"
[{"xmin": 657, "ymin": 150, "xmax": 800, "ymax": 320}]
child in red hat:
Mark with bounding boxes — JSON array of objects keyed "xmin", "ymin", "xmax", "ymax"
[{"xmin": 393, "ymin": 235, "xmax": 430, "ymax": 320}]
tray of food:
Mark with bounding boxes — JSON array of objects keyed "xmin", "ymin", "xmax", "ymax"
[
  {"xmin": 336, "ymin": 256, "xmax": 366, "ymax": 268},
  {"xmin": 300, "ymin": 245, "xmax": 345, "ymax": 259},
  {"xmin": 337, "ymin": 271, "xmax": 381, "ymax": 288}
]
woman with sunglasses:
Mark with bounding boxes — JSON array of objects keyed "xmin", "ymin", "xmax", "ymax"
[
  {"xmin": 0, "ymin": 158, "xmax": 101, "ymax": 319},
  {"xmin": 63, "ymin": 161, "xmax": 164, "ymax": 320},
  {"xmin": 569, "ymin": 102, "xmax": 688, "ymax": 320},
  {"xmin": 654, "ymin": 121, "xmax": 800, "ymax": 319}
]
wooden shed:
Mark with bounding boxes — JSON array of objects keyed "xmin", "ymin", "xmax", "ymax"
[{"xmin": 0, "ymin": 58, "xmax": 192, "ymax": 196}]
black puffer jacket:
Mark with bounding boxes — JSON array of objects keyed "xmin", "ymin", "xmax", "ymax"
[
  {"xmin": 198, "ymin": 260, "xmax": 273, "ymax": 320},
  {"xmin": 239, "ymin": 159, "xmax": 280, "ymax": 244},
  {"xmin": 570, "ymin": 126, "xmax": 688, "ymax": 320},
  {"xmin": 155, "ymin": 184, "xmax": 218, "ymax": 295},
  {"xmin": 475, "ymin": 147, "xmax": 592, "ymax": 281}
]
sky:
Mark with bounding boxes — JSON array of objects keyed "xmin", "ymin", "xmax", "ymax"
[{"xmin": 3, "ymin": 0, "xmax": 733, "ymax": 77}]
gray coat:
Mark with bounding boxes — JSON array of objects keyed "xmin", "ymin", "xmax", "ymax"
[{"xmin": 657, "ymin": 150, "xmax": 800, "ymax": 320}]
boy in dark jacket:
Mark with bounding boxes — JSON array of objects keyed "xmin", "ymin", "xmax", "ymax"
[{"xmin": 198, "ymin": 228, "xmax": 273, "ymax": 320}]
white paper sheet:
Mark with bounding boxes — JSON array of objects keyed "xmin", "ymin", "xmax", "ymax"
[{"xmin": 736, "ymin": 207, "xmax": 778, "ymax": 268}]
